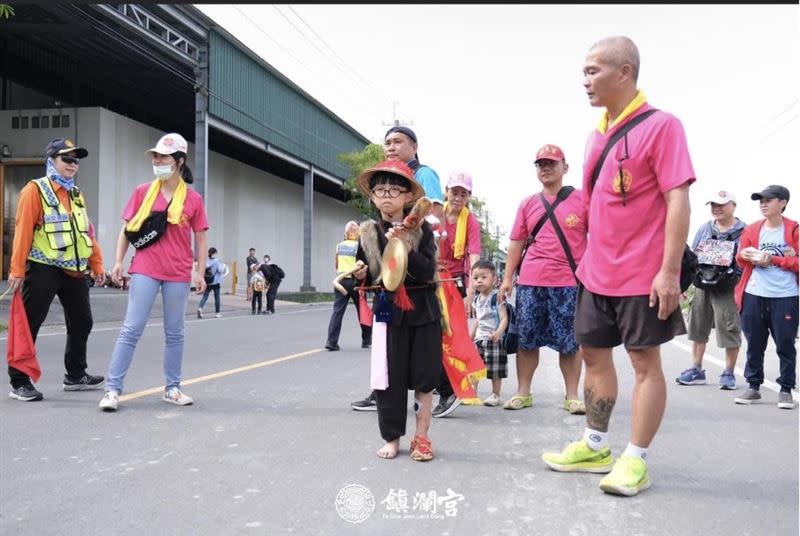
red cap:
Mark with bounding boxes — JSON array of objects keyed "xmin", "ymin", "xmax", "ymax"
[{"xmin": 534, "ymin": 144, "xmax": 565, "ymax": 163}]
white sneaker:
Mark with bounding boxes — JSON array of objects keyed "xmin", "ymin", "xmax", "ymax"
[
  {"xmin": 214, "ymin": 313, "xmax": 222, "ymax": 318},
  {"xmin": 484, "ymin": 393, "xmax": 501, "ymax": 407},
  {"xmin": 99, "ymin": 391, "xmax": 120, "ymax": 412},
  {"xmin": 163, "ymin": 387, "xmax": 193, "ymax": 406}
]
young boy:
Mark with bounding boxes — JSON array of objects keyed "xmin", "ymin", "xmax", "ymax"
[
  {"xmin": 249, "ymin": 263, "xmax": 267, "ymax": 315},
  {"xmin": 353, "ymin": 159, "xmax": 442, "ymax": 462},
  {"xmin": 469, "ymin": 260, "xmax": 509, "ymax": 406}
]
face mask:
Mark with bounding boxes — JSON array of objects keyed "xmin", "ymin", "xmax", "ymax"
[{"xmin": 153, "ymin": 164, "xmax": 174, "ymax": 180}]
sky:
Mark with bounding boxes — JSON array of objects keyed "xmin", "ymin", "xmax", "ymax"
[{"xmin": 195, "ymin": 4, "xmax": 800, "ymax": 242}]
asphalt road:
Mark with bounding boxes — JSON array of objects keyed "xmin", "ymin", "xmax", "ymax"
[{"xmin": 0, "ymin": 288, "xmax": 797, "ymax": 535}]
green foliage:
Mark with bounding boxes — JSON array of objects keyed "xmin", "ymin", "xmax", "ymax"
[
  {"xmin": 337, "ymin": 143, "xmax": 384, "ymax": 218},
  {"xmin": 469, "ymin": 196, "xmax": 502, "ymax": 260},
  {"xmin": 0, "ymin": 5, "xmax": 14, "ymax": 19}
]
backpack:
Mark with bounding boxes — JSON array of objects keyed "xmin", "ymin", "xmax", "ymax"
[
  {"xmin": 271, "ymin": 264, "xmax": 285, "ymax": 280},
  {"xmin": 691, "ymin": 225, "xmax": 743, "ymax": 292},
  {"xmin": 204, "ymin": 265, "xmax": 215, "ymax": 285},
  {"xmin": 489, "ymin": 293, "xmax": 518, "ymax": 355}
]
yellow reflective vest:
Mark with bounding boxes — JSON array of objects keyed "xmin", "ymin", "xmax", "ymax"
[{"xmin": 27, "ymin": 177, "xmax": 94, "ymax": 272}]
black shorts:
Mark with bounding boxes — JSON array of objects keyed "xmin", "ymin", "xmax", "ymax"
[
  {"xmin": 574, "ymin": 285, "xmax": 686, "ymax": 350},
  {"xmin": 387, "ymin": 320, "xmax": 442, "ymax": 392}
]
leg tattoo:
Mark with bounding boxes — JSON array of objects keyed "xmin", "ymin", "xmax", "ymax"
[{"xmin": 585, "ymin": 386, "xmax": 616, "ymax": 432}]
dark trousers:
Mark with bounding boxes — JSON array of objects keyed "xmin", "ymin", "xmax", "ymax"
[
  {"xmin": 266, "ymin": 280, "xmax": 280, "ymax": 313},
  {"xmin": 198, "ymin": 283, "xmax": 221, "ymax": 313},
  {"xmin": 9, "ymin": 262, "xmax": 93, "ymax": 387},
  {"xmin": 326, "ymin": 277, "xmax": 372, "ymax": 345},
  {"xmin": 741, "ymin": 293, "xmax": 798, "ymax": 391},
  {"xmin": 251, "ymin": 291, "xmax": 263, "ymax": 313},
  {"xmin": 376, "ymin": 320, "xmax": 442, "ymax": 442}
]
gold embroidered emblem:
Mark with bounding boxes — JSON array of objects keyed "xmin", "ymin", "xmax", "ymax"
[
  {"xmin": 65, "ymin": 139, "xmax": 75, "ymax": 148},
  {"xmin": 612, "ymin": 168, "xmax": 633, "ymax": 194},
  {"xmin": 564, "ymin": 214, "xmax": 579, "ymax": 228}
]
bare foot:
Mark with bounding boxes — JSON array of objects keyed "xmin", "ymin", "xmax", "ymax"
[{"xmin": 376, "ymin": 439, "xmax": 400, "ymax": 459}]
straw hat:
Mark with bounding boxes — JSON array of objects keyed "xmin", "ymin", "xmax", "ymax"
[{"xmin": 356, "ymin": 160, "xmax": 424, "ymax": 204}]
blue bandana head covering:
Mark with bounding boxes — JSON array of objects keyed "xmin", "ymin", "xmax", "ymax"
[{"xmin": 46, "ymin": 157, "xmax": 76, "ymax": 191}]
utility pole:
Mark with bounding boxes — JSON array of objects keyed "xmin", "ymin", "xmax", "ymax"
[{"xmin": 381, "ymin": 100, "xmax": 414, "ymax": 130}]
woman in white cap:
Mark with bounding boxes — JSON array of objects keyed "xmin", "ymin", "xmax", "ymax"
[{"xmin": 99, "ymin": 133, "xmax": 210, "ymax": 411}]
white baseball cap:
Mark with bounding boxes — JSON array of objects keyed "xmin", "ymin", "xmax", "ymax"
[
  {"xmin": 145, "ymin": 133, "xmax": 188, "ymax": 155},
  {"xmin": 706, "ymin": 190, "xmax": 736, "ymax": 205}
]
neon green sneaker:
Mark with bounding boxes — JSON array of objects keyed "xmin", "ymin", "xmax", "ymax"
[
  {"xmin": 562, "ymin": 399, "xmax": 586, "ymax": 414},
  {"xmin": 541, "ymin": 440, "xmax": 614, "ymax": 473},
  {"xmin": 599, "ymin": 454, "xmax": 651, "ymax": 496}
]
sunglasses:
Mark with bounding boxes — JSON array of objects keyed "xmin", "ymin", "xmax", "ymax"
[{"xmin": 59, "ymin": 155, "xmax": 80, "ymax": 165}]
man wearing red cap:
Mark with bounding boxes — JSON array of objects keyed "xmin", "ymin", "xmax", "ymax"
[
  {"xmin": 499, "ymin": 144, "xmax": 587, "ymax": 415},
  {"xmin": 542, "ymin": 36, "xmax": 695, "ymax": 497}
]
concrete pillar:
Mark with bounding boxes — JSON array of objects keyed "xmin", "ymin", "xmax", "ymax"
[
  {"xmin": 194, "ymin": 45, "xmax": 209, "ymax": 201},
  {"xmin": 301, "ymin": 168, "xmax": 316, "ymax": 291}
]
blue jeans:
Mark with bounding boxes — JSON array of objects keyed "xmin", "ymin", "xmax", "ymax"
[
  {"xmin": 106, "ymin": 274, "xmax": 190, "ymax": 393},
  {"xmin": 741, "ymin": 293, "xmax": 798, "ymax": 391},
  {"xmin": 198, "ymin": 283, "xmax": 220, "ymax": 313}
]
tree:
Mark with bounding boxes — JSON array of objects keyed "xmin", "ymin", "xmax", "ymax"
[
  {"xmin": 469, "ymin": 196, "xmax": 501, "ymax": 261},
  {"xmin": 0, "ymin": 5, "xmax": 14, "ymax": 19},
  {"xmin": 337, "ymin": 143, "xmax": 384, "ymax": 218}
]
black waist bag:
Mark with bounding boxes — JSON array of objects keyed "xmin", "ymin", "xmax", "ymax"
[{"xmin": 125, "ymin": 199, "xmax": 172, "ymax": 250}]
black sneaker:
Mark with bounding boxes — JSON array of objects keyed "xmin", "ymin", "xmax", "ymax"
[
  {"xmin": 361, "ymin": 340, "xmax": 372, "ymax": 349},
  {"xmin": 351, "ymin": 392, "xmax": 377, "ymax": 411},
  {"xmin": 9, "ymin": 384, "xmax": 44, "ymax": 402},
  {"xmin": 63, "ymin": 373, "xmax": 105, "ymax": 391},
  {"xmin": 325, "ymin": 342, "xmax": 341, "ymax": 351},
  {"xmin": 432, "ymin": 394, "xmax": 462, "ymax": 418}
]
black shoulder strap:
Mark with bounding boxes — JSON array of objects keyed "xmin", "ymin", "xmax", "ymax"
[
  {"xmin": 540, "ymin": 194, "xmax": 578, "ymax": 282},
  {"xmin": 590, "ymin": 109, "xmax": 659, "ymax": 192},
  {"xmin": 520, "ymin": 186, "xmax": 575, "ymax": 262}
]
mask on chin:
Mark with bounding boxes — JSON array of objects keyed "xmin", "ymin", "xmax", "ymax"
[{"xmin": 153, "ymin": 164, "xmax": 174, "ymax": 180}]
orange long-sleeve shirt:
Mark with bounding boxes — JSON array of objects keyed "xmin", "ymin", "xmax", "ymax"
[{"xmin": 9, "ymin": 179, "xmax": 104, "ymax": 279}]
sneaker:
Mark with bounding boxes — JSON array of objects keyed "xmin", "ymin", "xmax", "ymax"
[
  {"xmin": 563, "ymin": 399, "xmax": 586, "ymax": 414},
  {"xmin": 8, "ymin": 384, "xmax": 44, "ymax": 402},
  {"xmin": 483, "ymin": 393, "xmax": 501, "ymax": 407},
  {"xmin": 163, "ymin": 387, "xmax": 194, "ymax": 406},
  {"xmin": 718, "ymin": 371, "xmax": 737, "ymax": 390},
  {"xmin": 63, "ymin": 373, "xmax": 105, "ymax": 391},
  {"xmin": 361, "ymin": 340, "xmax": 372, "ymax": 349},
  {"xmin": 99, "ymin": 391, "xmax": 120, "ymax": 412},
  {"xmin": 778, "ymin": 391, "xmax": 796, "ymax": 409},
  {"xmin": 675, "ymin": 367, "xmax": 707, "ymax": 385},
  {"xmin": 599, "ymin": 455, "xmax": 651, "ymax": 496},
  {"xmin": 351, "ymin": 392, "xmax": 377, "ymax": 411},
  {"xmin": 734, "ymin": 388, "xmax": 761, "ymax": 404},
  {"xmin": 432, "ymin": 394, "xmax": 462, "ymax": 418},
  {"xmin": 542, "ymin": 440, "xmax": 614, "ymax": 473},
  {"xmin": 325, "ymin": 342, "xmax": 340, "ymax": 351},
  {"xmin": 196, "ymin": 309, "xmax": 202, "ymax": 319},
  {"xmin": 214, "ymin": 313, "xmax": 222, "ymax": 318}
]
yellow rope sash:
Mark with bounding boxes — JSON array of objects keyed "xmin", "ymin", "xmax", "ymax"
[
  {"xmin": 125, "ymin": 179, "xmax": 187, "ymax": 232},
  {"xmin": 444, "ymin": 203, "xmax": 469, "ymax": 259}
]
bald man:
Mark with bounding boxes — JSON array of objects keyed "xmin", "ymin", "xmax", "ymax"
[{"xmin": 541, "ymin": 36, "xmax": 695, "ymax": 497}]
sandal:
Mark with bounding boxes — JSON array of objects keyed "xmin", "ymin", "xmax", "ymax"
[
  {"xmin": 503, "ymin": 393, "xmax": 533, "ymax": 410},
  {"xmin": 410, "ymin": 435, "xmax": 434, "ymax": 462},
  {"xmin": 562, "ymin": 399, "xmax": 586, "ymax": 415}
]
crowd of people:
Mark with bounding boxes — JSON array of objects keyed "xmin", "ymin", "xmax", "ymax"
[{"xmin": 5, "ymin": 35, "xmax": 797, "ymax": 499}]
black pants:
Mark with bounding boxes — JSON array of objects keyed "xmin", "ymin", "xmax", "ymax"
[
  {"xmin": 326, "ymin": 277, "xmax": 372, "ymax": 345},
  {"xmin": 376, "ymin": 320, "xmax": 442, "ymax": 442},
  {"xmin": 741, "ymin": 293, "xmax": 798, "ymax": 391},
  {"xmin": 251, "ymin": 291, "xmax": 263, "ymax": 313},
  {"xmin": 266, "ymin": 280, "xmax": 280, "ymax": 313},
  {"xmin": 9, "ymin": 262, "xmax": 94, "ymax": 388}
]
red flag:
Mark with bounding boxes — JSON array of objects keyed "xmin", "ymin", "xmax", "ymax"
[
  {"xmin": 358, "ymin": 282, "xmax": 373, "ymax": 327},
  {"xmin": 6, "ymin": 292, "xmax": 41, "ymax": 382},
  {"xmin": 438, "ymin": 272, "xmax": 486, "ymax": 403}
]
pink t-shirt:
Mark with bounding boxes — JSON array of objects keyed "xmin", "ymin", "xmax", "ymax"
[
  {"xmin": 123, "ymin": 182, "xmax": 209, "ymax": 282},
  {"xmin": 440, "ymin": 211, "xmax": 481, "ymax": 275},
  {"xmin": 577, "ymin": 104, "xmax": 696, "ymax": 296},
  {"xmin": 510, "ymin": 189, "xmax": 587, "ymax": 287}
]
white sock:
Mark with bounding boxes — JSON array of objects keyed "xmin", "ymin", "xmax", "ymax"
[
  {"xmin": 623, "ymin": 442, "xmax": 648, "ymax": 461},
  {"xmin": 583, "ymin": 428, "xmax": 608, "ymax": 451}
]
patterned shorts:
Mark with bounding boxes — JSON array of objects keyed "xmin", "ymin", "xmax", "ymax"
[
  {"xmin": 476, "ymin": 339, "xmax": 508, "ymax": 380},
  {"xmin": 515, "ymin": 285, "xmax": 579, "ymax": 355}
]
